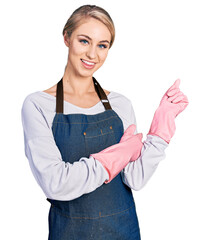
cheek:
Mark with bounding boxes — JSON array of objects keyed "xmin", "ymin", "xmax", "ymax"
[
  {"xmin": 98, "ymin": 50, "xmax": 109, "ymax": 63},
  {"xmin": 69, "ymin": 42, "xmax": 84, "ymax": 56}
]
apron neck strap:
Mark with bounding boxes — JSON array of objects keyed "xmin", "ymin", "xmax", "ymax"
[{"xmin": 56, "ymin": 77, "xmax": 112, "ymax": 113}]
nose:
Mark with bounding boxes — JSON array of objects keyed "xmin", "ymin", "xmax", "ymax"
[{"xmin": 86, "ymin": 45, "xmax": 97, "ymax": 59}]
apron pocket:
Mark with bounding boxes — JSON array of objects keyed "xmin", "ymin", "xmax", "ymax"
[{"xmin": 84, "ymin": 124, "xmax": 117, "ymax": 155}]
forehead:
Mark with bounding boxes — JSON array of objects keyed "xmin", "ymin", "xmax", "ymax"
[{"xmin": 73, "ymin": 18, "xmax": 111, "ymax": 40}]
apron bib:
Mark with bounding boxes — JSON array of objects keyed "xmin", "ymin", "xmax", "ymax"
[{"xmin": 47, "ymin": 77, "xmax": 141, "ymax": 240}]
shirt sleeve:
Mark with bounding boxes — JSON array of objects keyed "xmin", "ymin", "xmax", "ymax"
[
  {"xmin": 21, "ymin": 95, "xmax": 109, "ymax": 201},
  {"xmin": 121, "ymin": 100, "xmax": 169, "ymax": 191}
]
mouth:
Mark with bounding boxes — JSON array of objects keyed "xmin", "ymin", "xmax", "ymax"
[
  {"xmin": 80, "ymin": 59, "xmax": 96, "ymax": 69},
  {"xmin": 81, "ymin": 59, "xmax": 96, "ymax": 65}
]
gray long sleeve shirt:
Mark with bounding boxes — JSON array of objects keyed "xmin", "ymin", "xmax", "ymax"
[{"xmin": 21, "ymin": 90, "xmax": 168, "ymax": 201}]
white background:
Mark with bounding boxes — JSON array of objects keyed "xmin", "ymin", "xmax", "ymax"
[{"xmin": 1, "ymin": 0, "xmax": 210, "ymax": 239}]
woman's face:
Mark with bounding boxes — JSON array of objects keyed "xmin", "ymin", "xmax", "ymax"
[{"xmin": 64, "ymin": 17, "xmax": 111, "ymax": 78}]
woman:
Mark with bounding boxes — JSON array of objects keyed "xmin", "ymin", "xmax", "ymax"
[{"xmin": 21, "ymin": 4, "xmax": 188, "ymax": 240}]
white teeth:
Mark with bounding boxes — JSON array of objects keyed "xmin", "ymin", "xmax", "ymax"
[{"xmin": 81, "ymin": 59, "xmax": 95, "ymax": 65}]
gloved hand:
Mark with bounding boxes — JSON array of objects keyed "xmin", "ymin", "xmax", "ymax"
[
  {"xmin": 148, "ymin": 79, "xmax": 189, "ymax": 143},
  {"xmin": 90, "ymin": 124, "xmax": 143, "ymax": 184},
  {"xmin": 119, "ymin": 124, "xmax": 139, "ymax": 144}
]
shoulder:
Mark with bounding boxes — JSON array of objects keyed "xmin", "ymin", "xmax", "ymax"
[
  {"xmin": 22, "ymin": 83, "xmax": 58, "ymax": 104},
  {"xmin": 21, "ymin": 91, "xmax": 56, "ymax": 141},
  {"xmin": 21, "ymin": 90, "xmax": 56, "ymax": 117},
  {"xmin": 22, "ymin": 91, "xmax": 43, "ymax": 110},
  {"xmin": 42, "ymin": 83, "xmax": 57, "ymax": 97},
  {"xmin": 107, "ymin": 91, "xmax": 137, "ymax": 131},
  {"xmin": 107, "ymin": 90, "xmax": 132, "ymax": 107},
  {"xmin": 22, "ymin": 91, "xmax": 40, "ymax": 110},
  {"xmin": 107, "ymin": 90, "xmax": 134, "ymax": 119},
  {"xmin": 21, "ymin": 92, "xmax": 44, "ymax": 128},
  {"xmin": 103, "ymin": 89, "xmax": 111, "ymax": 97}
]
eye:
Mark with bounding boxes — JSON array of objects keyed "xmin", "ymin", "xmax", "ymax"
[
  {"xmin": 80, "ymin": 39, "xmax": 88, "ymax": 44},
  {"xmin": 99, "ymin": 44, "xmax": 107, "ymax": 49}
]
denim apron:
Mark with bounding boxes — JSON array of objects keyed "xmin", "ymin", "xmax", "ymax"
[{"xmin": 47, "ymin": 77, "xmax": 141, "ymax": 240}]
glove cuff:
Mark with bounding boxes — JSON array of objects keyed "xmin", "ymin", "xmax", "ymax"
[{"xmin": 148, "ymin": 108, "xmax": 176, "ymax": 143}]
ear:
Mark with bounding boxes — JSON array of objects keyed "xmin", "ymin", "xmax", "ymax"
[{"xmin": 63, "ymin": 31, "xmax": 70, "ymax": 47}]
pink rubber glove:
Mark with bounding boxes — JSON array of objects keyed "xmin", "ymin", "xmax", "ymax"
[
  {"xmin": 119, "ymin": 124, "xmax": 143, "ymax": 161},
  {"xmin": 96, "ymin": 124, "xmax": 143, "ymax": 161},
  {"xmin": 90, "ymin": 124, "xmax": 143, "ymax": 184},
  {"xmin": 119, "ymin": 124, "xmax": 139, "ymax": 143},
  {"xmin": 148, "ymin": 79, "xmax": 189, "ymax": 143}
]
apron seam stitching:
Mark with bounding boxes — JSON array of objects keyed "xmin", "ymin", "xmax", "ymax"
[
  {"xmin": 84, "ymin": 130, "xmax": 114, "ymax": 138},
  {"xmin": 51, "ymin": 203, "xmax": 135, "ymax": 220},
  {"xmin": 53, "ymin": 115, "xmax": 118, "ymax": 124}
]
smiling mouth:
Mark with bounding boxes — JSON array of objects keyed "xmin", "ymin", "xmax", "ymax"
[{"xmin": 81, "ymin": 59, "xmax": 96, "ymax": 66}]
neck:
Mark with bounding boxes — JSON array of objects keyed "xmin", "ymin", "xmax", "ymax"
[{"xmin": 62, "ymin": 63, "xmax": 95, "ymax": 96}]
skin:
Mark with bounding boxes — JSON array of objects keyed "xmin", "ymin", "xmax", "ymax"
[{"xmin": 43, "ymin": 17, "xmax": 112, "ymax": 108}]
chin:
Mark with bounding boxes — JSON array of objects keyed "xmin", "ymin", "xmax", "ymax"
[
  {"xmin": 79, "ymin": 68, "xmax": 99, "ymax": 77},
  {"xmin": 78, "ymin": 71, "xmax": 95, "ymax": 78}
]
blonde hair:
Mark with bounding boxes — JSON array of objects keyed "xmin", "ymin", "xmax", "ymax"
[{"xmin": 62, "ymin": 5, "xmax": 115, "ymax": 48}]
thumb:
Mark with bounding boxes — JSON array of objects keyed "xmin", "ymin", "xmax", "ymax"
[{"xmin": 136, "ymin": 132, "xmax": 143, "ymax": 142}]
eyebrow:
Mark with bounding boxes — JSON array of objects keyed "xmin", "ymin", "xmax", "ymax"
[{"xmin": 77, "ymin": 34, "xmax": 110, "ymax": 44}]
